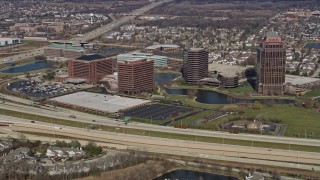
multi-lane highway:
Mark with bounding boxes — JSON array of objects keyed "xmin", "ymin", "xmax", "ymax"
[
  {"xmin": 1, "ymin": 93, "xmax": 320, "ymax": 148},
  {"xmin": 3, "ymin": 119, "xmax": 319, "ymax": 171},
  {"xmin": 0, "ymin": 0, "xmax": 172, "ymax": 65},
  {"xmin": 73, "ymin": 0, "xmax": 172, "ymax": 42}
]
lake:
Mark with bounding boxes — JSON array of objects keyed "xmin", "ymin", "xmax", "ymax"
[
  {"xmin": 154, "ymin": 73, "xmax": 181, "ymax": 85},
  {"xmin": 164, "ymin": 88, "xmax": 295, "ymax": 104},
  {"xmin": 154, "ymin": 170, "xmax": 238, "ymax": 180},
  {"xmin": 0, "ymin": 61, "xmax": 53, "ymax": 73}
]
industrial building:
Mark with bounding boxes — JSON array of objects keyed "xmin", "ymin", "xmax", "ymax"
[
  {"xmin": 0, "ymin": 38, "xmax": 21, "ymax": 47},
  {"xmin": 118, "ymin": 59, "xmax": 154, "ymax": 94},
  {"xmin": 117, "ymin": 53, "xmax": 167, "ymax": 67},
  {"xmin": 67, "ymin": 54, "xmax": 113, "ymax": 84},
  {"xmin": 144, "ymin": 44, "xmax": 180, "ymax": 53},
  {"xmin": 256, "ymin": 32, "xmax": 286, "ymax": 95},
  {"xmin": 50, "ymin": 92, "xmax": 151, "ymax": 114},
  {"xmin": 182, "ymin": 48, "xmax": 208, "ymax": 85}
]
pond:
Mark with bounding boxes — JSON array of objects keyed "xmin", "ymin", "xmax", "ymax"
[
  {"xmin": 164, "ymin": 88, "xmax": 295, "ymax": 105},
  {"xmin": 304, "ymin": 43, "xmax": 320, "ymax": 49},
  {"xmin": 154, "ymin": 170, "xmax": 238, "ymax": 180},
  {"xmin": 154, "ymin": 73, "xmax": 181, "ymax": 85},
  {"xmin": 0, "ymin": 61, "xmax": 53, "ymax": 73}
]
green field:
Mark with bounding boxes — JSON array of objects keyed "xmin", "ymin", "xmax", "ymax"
[
  {"xmin": 303, "ymin": 89, "xmax": 320, "ymax": 98},
  {"xmin": 203, "ymin": 105, "xmax": 320, "ymax": 138}
]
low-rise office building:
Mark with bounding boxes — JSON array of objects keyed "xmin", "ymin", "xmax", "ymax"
[
  {"xmin": 145, "ymin": 44, "xmax": 180, "ymax": 53},
  {"xmin": 45, "ymin": 44, "xmax": 85, "ymax": 59}
]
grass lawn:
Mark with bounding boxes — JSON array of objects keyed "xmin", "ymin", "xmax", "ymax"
[
  {"xmin": 303, "ymin": 89, "xmax": 320, "ymax": 98},
  {"xmin": 167, "ymin": 94, "xmax": 223, "ymax": 110},
  {"xmin": 219, "ymin": 85, "xmax": 254, "ymax": 95},
  {"xmin": 205, "ymin": 105, "xmax": 320, "ymax": 138},
  {"xmin": 171, "ymin": 110, "xmax": 217, "ymax": 127}
]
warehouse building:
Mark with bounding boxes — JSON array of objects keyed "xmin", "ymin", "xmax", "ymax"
[
  {"xmin": 118, "ymin": 59, "xmax": 154, "ymax": 94},
  {"xmin": 117, "ymin": 53, "xmax": 167, "ymax": 67},
  {"xmin": 0, "ymin": 38, "xmax": 21, "ymax": 47}
]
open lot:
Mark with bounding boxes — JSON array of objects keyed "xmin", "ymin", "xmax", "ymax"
[
  {"xmin": 51, "ymin": 92, "xmax": 151, "ymax": 113},
  {"xmin": 201, "ymin": 105, "xmax": 320, "ymax": 139}
]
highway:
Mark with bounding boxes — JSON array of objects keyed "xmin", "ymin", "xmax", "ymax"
[
  {"xmin": 0, "ymin": 0, "xmax": 172, "ymax": 65},
  {"xmin": 0, "ymin": 47, "xmax": 45, "ymax": 65},
  {"xmin": 1, "ymin": 93, "xmax": 320, "ymax": 148},
  {"xmin": 2, "ymin": 119, "xmax": 319, "ymax": 171},
  {"xmin": 72, "ymin": 0, "xmax": 172, "ymax": 42}
]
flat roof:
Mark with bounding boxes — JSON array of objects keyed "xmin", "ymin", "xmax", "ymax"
[
  {"xmin": 48, "ymin": 44, "xmax": 84, "ymax": 51},
  {"xmin": 51, "ymin": 92, "xmax": 150, "ymax": 113},
  {"xmin": 285, "ymin": 75, "xmax": 320, "ymax": 85},
  {"xmin": 76, "ymin": 54, "xmax": 106, "ymax": 61},
  {"xmin": 189, "ymin": 48, "xmax": 205, "ymax": 52},
  {"xmin": 145, "ymin": 44, "xmax": 179, "ymax": 50},
  {"xmin": 208, "ymin": 63, "xmax": 248, "ymax": 76}
]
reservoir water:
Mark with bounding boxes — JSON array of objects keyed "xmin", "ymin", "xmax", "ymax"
[
  {"xmin": 164, "ymin": 88, "xmax": 295, "ymax": 105},
  {"xmin": 154, "ymin": 73, "xmax": 181, "ymax": 85},
  {"xmin": 1, "ymin": 61, "xmax": 52, "ymax": 73},
  {"xmin": 154, "ymin": 170, "xmax": 238, "ymax": 180}
]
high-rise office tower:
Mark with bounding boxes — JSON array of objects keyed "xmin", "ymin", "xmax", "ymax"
[
  {"xmin": 183, "ymin": 48, "xmax": 208, "ymax": 84},
  {"xmin": 118, "ymin": 59, "xmax": 154, "ymax": 94},
  {"xmin": 256, "ymin": 32, "xmax": 286, "ymax": 95}
]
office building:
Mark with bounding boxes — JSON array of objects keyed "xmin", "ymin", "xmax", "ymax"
[
  {"xmin": 183, "ymin": 48, "xmax": 208, "ymax": 84},
  {"xmin": 118, "ymin": 59, "xmax": 154, "ymax": 94},
  {"xmin": 67, "ymin": 54, "xmax": 113, "ymax": 84},
  {"xmin": 256, "ymin": 32, "xmax": 286, "ymax": 95}
]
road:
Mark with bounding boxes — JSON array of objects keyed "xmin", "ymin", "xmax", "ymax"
[
  {"xmin": 1, "ymin": 93, "xmax": 320, "ymax": 148},
  {"xmin": 0, "ymin": 47, "xmax": 45, "ymax": 65},
  {"xmin": 3, "ymin": 121, "xmax": 320, "ymax": 171},
  {"xmin": 0, "ymin": 0, "xmax": 172, "ymax": 65},
  {"xmin": 72, "ymin": 0, "xmax": 172, "ymax": 42}
]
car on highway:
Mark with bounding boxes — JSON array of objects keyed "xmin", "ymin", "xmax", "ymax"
[{"xmin": 31, "ymin": 121, "xmax": 35, "ymax": 123}]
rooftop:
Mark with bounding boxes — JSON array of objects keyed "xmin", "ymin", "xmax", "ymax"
[
  {"xmin": 145, "ymin": 44, "xmax": 179, "ymax": 50},
  {"xmin": 76, "ymin": 54, "xmax": 106, "ymax": 61},
  {"xmin": 208, "ymin": 63, "xmax": 248, "ymax": 76},
  {"xmin": 189, "ymin": 48, "xmax": 206, "ymax": 52},
  {"xmin": 266, "ymin": 32, "xmax": 279, "ymax": 38},
  {"xmin": 47, "ymin": 44, "xmax": 84, "ymax": 51},
  {"xmin": 50, "ymin": 92, "xmax": 150, "ymax": 113}
]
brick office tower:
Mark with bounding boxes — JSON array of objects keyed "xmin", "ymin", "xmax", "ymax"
[
  {"xmin": 67, "ymin": 54, "xmax": 113, "ymax": 84},
  {"xmin": 183, "ymin": 48, "xmax": 208, "ymax": 84},
  {"xmin": 118, "ymin": 59, "xmax": 154, "ymax": 94},
  {"xmin": 256, "ymin": 32, "xmax": 286, "ymax": 95}
]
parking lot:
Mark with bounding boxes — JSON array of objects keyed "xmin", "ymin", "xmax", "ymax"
[
  {"xmin": 7, "ymin": 80, "xmax": 82, "ymax": 98},
  {"xmin": 123, "ymin": 104, "xmax": 193, "ymax": 120}
]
